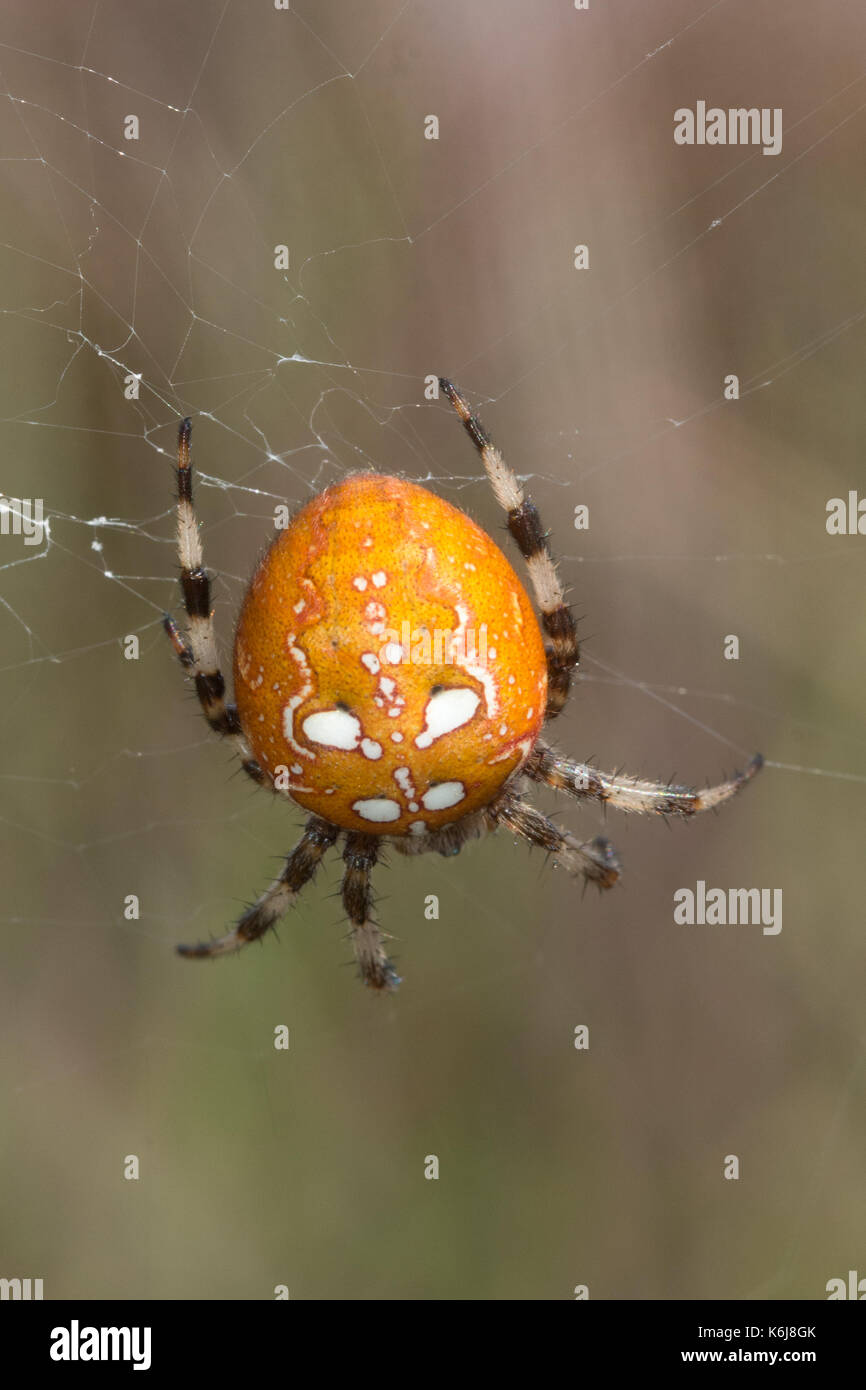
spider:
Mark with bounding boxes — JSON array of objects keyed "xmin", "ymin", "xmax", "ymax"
[{"xmin": 164, "ymin": 380, "xmax": 762, "ymax": 990}]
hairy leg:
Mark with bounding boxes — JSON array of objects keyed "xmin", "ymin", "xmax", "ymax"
[
  {"xmin": 490, "ymin": 791, "xmax": 621, "ymax": 889},
  {"xmin": 526, "ymin": 742, "xmax": 763, "ymax": 818},
  {"xmin": 439, "ymin": 379, "xmax": 578, "ymax": 718},
  {"xmin": 177, "ymin": 817, "xmax": 338, "ymax": 958},
  {"xmin": 342, "ymin": 833, "xmax": 401, "ymax": 991}
]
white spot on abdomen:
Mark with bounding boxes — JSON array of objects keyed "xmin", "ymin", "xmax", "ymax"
[
  {"xmin": 364, "ymin": 599, "xmax": 387, "ymax": 636},
  {"xmin": 302, "ymin": 708, "xmax": 362, "ymax": 750},
  {"xmin": 421, "ymin": 781, "xmax": 466, "ymax": 811},
  {"xmin": 352, "ymin": 797, "xmax": 402, "ymax": 823},
  {"xmin": 361, "ymin": 738, "xmax": 383, "ymax": 760},
  {"xmin": 415, "ymin": 688, "xmax": 480, "ymax": 749},
  {"xmin": 393, "ymin": 766, "xmax": 416, "ymax": 799},
  {"xmin": 283, "ymin": 635, "xmax": 315, "ymax": 759}
]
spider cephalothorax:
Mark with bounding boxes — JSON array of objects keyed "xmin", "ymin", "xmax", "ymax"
[{"xmin": 165, "ymin": 380, "xmax": 762, "ymax": 990}]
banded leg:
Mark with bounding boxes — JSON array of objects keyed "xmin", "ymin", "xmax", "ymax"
[
  {"xmin": 439, "ymin": 378, "xmax": 578, "ymax": 719},
  {"xmin": 164, "ymin": 417, "xmax": 264, "ymax": 787},
  {"xmin": 526, "ymin": 742, "xmax": 763, "ymax": 817},
  {"xmin": 491, "ymin": 793, "xmax": 621, "ymax": 889},
  {"xmin": 342, "ymin": 834, "xmax": 400, "ymax": 991},
  {"xmin": 177, "ymin": 816, "xmax": 338, "ymax": 958}
]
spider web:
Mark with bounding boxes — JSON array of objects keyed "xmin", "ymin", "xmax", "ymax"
[{"xmin": 1, "ymin": 0, "xmax": 864, "ymax": 1301}]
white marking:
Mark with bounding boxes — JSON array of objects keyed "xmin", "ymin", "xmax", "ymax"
[
  {"xmin": 302, "ymin": 708, "xmax": 361, "ymax": 750},
  {"xmin": 353, "ymin": 576, "xmax": 367, "ymax": 591},
  {"xmin": 391, "ymin": 731, "xmax": 403, "ymax": 742},
  {"xmin": 293, "ymin": 598, "xmax": 306, "ymax": 613},
  {"xmin": 379, "ymin": 676, "xmax": 396, "ymax": 696},
  {"xmin": 363, "ymin": 599, "xmax": 387, "ymax": 636},
  {"xmin": 353, "ymin": 797, "xmax": 402, "ymax": 823},
  {"xmin": 283, "ymin": 635, "xmax": 315, "ymax": 759},
  {"xmin": 361, "ymin": 738, "xmax": 383, "ymax": 760},
  {"xmin": 383, "ymin": 641, "xmax": 403, "ymax": 665},
  {"xmin": 291, "ymin": 764, "xmax": 303, "ymax": 775},
  {"xmin": 234, "ymin": 643, "xmax": 266, "ymax": 693},
  {"xmin": 362, "ymin": 536, "xmax": 374, "ymax": 547},
  {"xmin": 393, "ymin": 766, "xmax": 416, "ymax": 800},
  {"xmin": 452, "ymin": 600, "xmax": 498, "ymax": 718},
  {"xmin": 526, "ymin": 707, "xmax": 534, "ymax": 720},
  {"xmin": 422, "ymin": 781, "xmax": 466, "ymax": 811},
  {"xmin": 360, "ymin": 652, "xmax": 380, "ymax": 675},
  {"xmin": 409, "ymin": 820, "xmax": 427, "ymax": 835},
  {"xmin": 415, "ymin": 687, "xmax": 480, "ymax": 749},
  {"xmin": 371, "ymin": 570, "xmax": 387, "ymax": 587}
]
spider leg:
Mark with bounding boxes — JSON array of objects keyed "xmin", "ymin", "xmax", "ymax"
[
  {"xmin": 439, "ymin": 378, "xmax": 578, "ymax": 720},
  {"xmin": 526, "ymin": 741, "xmax": 764, "ymax": 817},
  {"xmin": 491, "ymin": 791, "xmax": 621, "ymax": 889},
  {"xmin": 177, "ymin": 816, "xmax": 338, "ymax": 959},
  {"xmin": 165, "ymin": 417, "xmax": 265, "ymax": 788},
  {"xmin": 342, "ymin": 833, "xmax": 401, "ymax": 991}
]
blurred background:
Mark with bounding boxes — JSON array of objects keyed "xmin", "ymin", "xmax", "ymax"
[{"xmin": 1, "ymin": 0, "xmax": 864, "ymax": 1299}]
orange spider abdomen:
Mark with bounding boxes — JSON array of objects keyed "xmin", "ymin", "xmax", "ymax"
[{"xmin": 233, "ymin": 474, "xmax": 547, "ymax": 836}]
